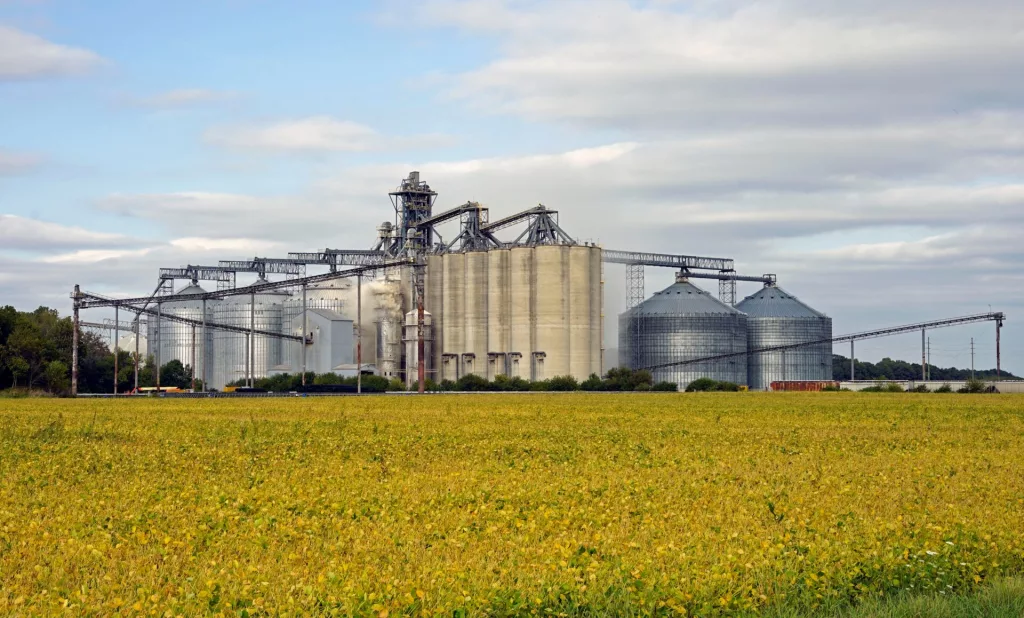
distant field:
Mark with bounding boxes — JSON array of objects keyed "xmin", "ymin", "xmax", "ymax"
[{"xmin": 1, "ymin": 394, "xmax": 1022, "ymax": 616}]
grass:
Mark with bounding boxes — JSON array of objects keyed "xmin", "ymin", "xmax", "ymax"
[{"xmin": 0, "ymin": 393, "xmax": 1022, "ymax": 616}]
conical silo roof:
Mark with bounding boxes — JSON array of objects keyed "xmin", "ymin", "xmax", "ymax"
[
  {"xmin": 736, "ymin": 285, "xmax": 825, "ymax": 318},
  {"xmin": 632, "ymin": 276, "xmax": 742, "ymax": 316}
]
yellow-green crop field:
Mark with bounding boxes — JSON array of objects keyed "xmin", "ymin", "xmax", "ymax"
[{"xmin": 1, "ymin": 394, "xmax": 1023, "ymax": 617}]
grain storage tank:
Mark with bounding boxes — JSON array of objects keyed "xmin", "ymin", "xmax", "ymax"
[
  {"xmin": 619, "ymin": 273, "xmax": 747, "ymax": 389},
  {"xmin": 374, "ymin": 277, "xmax": 404, "ymax": 379},
  {"xmin": 736, "ymin": 283, "xmax": 832, "ymax": 390},
  {"xmin": 211, "ymin": 281, "xmax": 289, "ymax": 389},
  {"xmin": 148, "ymin": 283, "xmax": 213, "ymax": 378},
  {"xmin": 282, "ymin": 281, "xmax": 351, "ymax": 373},
  {"xmin": 403, "ymin": 310, "xmax": 433, "ymax": 388}
]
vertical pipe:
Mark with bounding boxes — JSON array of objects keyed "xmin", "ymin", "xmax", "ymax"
[
  {"xmin": 71, "ymin": 286, "xmax": 80, "ymax": 397},
  {"xmin": 156, "ymin": 302, "xmax": 162, "ymax": 389},
  {"xmin": 114, "ymin": 305, "xmax": 119, "ymax": 395},
  {"xmin": 249, "ymin": 291, "xmax": 255, "ymax": 388},
  {"xmin": 850, "ymin": 340, "xmax": 855, "ymax": 381},
  {"xmin": 201, "ymin": 299, "xmax": 207, "ymax": 393},
  {"xmin": 357, "ymin": 275, "xmax": 362, "ymax": 394},
  {"xmin": 921, "ymin": 329, "xmax": 926, "ymax": 382},
  {"xmin": 301, "ymin": 283, "xmax": 307, "ymax": 387},
  {"xmin": 190, "ymin": 324, "xmax": 196, "ymax": 392}
]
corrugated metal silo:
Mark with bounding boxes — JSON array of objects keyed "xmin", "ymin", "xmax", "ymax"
[
  {"xmin": 282, "ymin": 281, "xmax": 351, "ymax": 374},
  {"xmin": 148, "ymin": 283, "xmax": 213, "ymax": 380},
  {"xmin": 404, "ymin": 310, "xmax": 433, "ymax": 388},
  {"xmin": 619, "ymin": 274, "xmax": 748, "ymax": 389},
  {"xmin": 425, "ymin": 254, "xmax": 444, "ymax": 379},
  {"xmin": 441, "ymin": 252, "xmax": 465, "ymax": 379},
  {"xmin": 211, "ymin": 282, "xmax": 289, "ymax": 389},
  {"xmin": 589, "ymin": 246, "xmax": 604, "ymax": 376},
  {"xmin": 736, "ymin": 284, "xmax": 832, "ymax": 390}
]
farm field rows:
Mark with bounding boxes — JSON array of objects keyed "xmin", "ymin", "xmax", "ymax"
[{"xmin": 1, "ymin": 394, "xmax": 1022, "ymax": 616}]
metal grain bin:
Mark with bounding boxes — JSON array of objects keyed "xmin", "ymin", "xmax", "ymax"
[
  {"xmin": 619, "ymin": 274, "xmax": 748, "ymax": 389},
  {"xmin": 736, "ymin": 284, "xmax": 832, "ymax": 391},
  {"xmin": 147, "ymin": 283, "xmax": 214, "ymax": 380}
]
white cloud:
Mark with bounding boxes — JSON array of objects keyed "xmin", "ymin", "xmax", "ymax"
[
  {"xmin": 0, "ymin": 149, "xmax": 42, "ymax": 175},
  {"xmin": 123, "ymin": 88, "xmax": 237, "ymax": 109},
  {"xmin": 168, "ymin": 237, "xmax": 282, "ymax": 254},
  {"xmin": 0, "ymin": 25, "xmax": 102, "ymax": 79},
  {"xmin": 204, "ymin": 116, "xmax": 453, "ymax": 153},
  {"xmin": 413, "ymin": 0, "xmax": 1024, "ymax": 130},
  {"xmin": 0, "ymin": 214, "xmax": 140, "ymax": 251}
]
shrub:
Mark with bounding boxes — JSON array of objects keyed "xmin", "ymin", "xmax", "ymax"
[
  {"xmin": 439, "ymin": 379, "xmax": 457, "ymax": 392},
  {"xmin": 909, "ymin": 384, "xmax": 930, "ymax": 393},
  {"xmin": 634, "ymin": 383, "xmax": 652, "ymax": 392},
  {"xmin": 456, "ymin": 374, "xmax": 492, "ymax": 392},
  {"xmin": 685, "ymin": 378, "xmax": 720, "ymax": 392},
  {"xmin": 652, "ymin": 381, "xmax": 678, "ymax": 392},
  {"xmin": 580, "ymin": 374, "xmax": 604, "ymax": 391},
  {"xmin": 546, "ymin": 375, "xmax": 579, "ymax": 391},
  {"xmin": 936, "ymin": 383, "xmax": 954, "ymax": 393}
]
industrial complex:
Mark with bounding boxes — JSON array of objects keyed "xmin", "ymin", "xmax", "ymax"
[{"xmin": 70, "ymin": 172, "xmax": 1005, "ymax": 394}]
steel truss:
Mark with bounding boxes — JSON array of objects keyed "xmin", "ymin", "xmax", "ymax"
[{"xmin": 640, "ymin": 312, "xmax": 1007, "ymax": 372}]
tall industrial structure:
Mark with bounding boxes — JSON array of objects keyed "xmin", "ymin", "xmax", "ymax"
[{"xmin": 75, "ymin": 170, "xmax": 855, "ymax": 393}]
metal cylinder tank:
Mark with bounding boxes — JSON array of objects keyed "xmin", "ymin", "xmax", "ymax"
[
  {"xmin": 403, "ymin": 310, "xmax": 433, "ymax": 388},
  {"xmin": 534, "ymin": 245, "xmax": 570, "ymax": 380},
  {"xmin": 464, "ymin": 251, "xmax": 489, "ymax": 377},
  {"xmin": 441, "ymin": 252, "xmax": 465, "ymax": 381},
  {"xmin": 736, "ymin": 284, "xmax": 832, "ymax": 390},
  {"xmin": 486, "ymin": 248, "xmax": 511, "ymax": 379},
  {"xmin": 211, "ymin": 283, "xmax": 289, "ymax": 389},
  {"xmin": 374, "ymin": 277, "xmax": 404, "ymax": 379},
  {"xmin": 282, "ymin": 281, "xmax": 351, "ymax": 373},
  {"xmin": 148, "ymin": 284, "xmax": 214, "ymax": 384},
  {"xmin": 509, "ymin": 246, "xmax": 534, "ymax": 380},
  {"xmin": 619, "ymin": 274, "xmax": 748, "ymax": 389}
]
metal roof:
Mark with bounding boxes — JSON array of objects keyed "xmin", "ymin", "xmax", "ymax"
[
  {"xmin": 736, "ymin": 285, "xmax": 827, "ymax": 319},
  {"xmin": 631, "ymin": 278, "xmax": 743, "ymax": 316}
]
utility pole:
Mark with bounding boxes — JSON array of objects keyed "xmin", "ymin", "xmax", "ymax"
[
  {"xmin": 927, "ymin": 337, "xmax": 931, "ymax": 380},
  {"xmin": 971, "ymin": 338, "xmax": 975, "ymax": 380},
  {"xmin": 357, "ymin": 274, "xmax": 362, "ymax": 394},
  {"xmin": 71, "ymin": 285, "xmax": 80, "ymax": 397}
]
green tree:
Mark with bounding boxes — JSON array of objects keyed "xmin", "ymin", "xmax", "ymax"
[
  {"xmin": 45, "ymin": 360, "xmax": 70, "ymax": 394},
  {"xmin": 159, "ymin": 360, "xmax": 192, "ymax": 389}
]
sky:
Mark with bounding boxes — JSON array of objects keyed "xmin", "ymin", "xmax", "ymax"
[{"xmin": 1, "ymin": 0, "xmax": 1021, "ymax": 374}]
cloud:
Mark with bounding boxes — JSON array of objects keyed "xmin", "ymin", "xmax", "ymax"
[
  {"xmin": 0, "ymin": 149, "xmax": 42, "ymax": 175},
  {"xmin": 204, "ymin": 116, "xmax": 453, "ymax": 153},
  {"xmin": 122, "ymin": 88, "xmax": 238, "ymax": 109},
  {"xmin": 0, "ymin": 25, "xmax": 102, "ymax": 79},
  {"xmin": 413, "ymin": 0, "xmax": 1024, "ymax": 131},
  {"xmin": 0, "ymin": 215, "xmax": 141, "ymax": 251}
]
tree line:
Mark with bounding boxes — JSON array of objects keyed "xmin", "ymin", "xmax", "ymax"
[{"xmin": 831, "ymin": 354, "xmax": 1016, "ymax": 381}]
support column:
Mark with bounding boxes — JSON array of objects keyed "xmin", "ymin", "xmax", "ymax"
[
  {"xmin": 921, "ymin": 329, "xmax": 926, "ymax": 382},
  {"xmin": 249, "ymin": 291, "xmax": 255, "ymax": 388},
  {"xmin": 996, "ymin": 318, "xmax": 1002, "ymax": 380},
  {"xmin": 201, "ymin": 299, "xmax": 207, "ymax": 393},
  {"xmin": 190, "ymin": 324, "xmax": 196, "ymax": 392},
  {"xmin": 156, "ymin": 302, "xmax": 162, "ymax": 389},
  {"xmin": 114, "ymin": 305, "xmax": 119, "ymax": 395},
  {"xmin": 72, "ymin": 285, "xmax": 80, "ymax": 397},
  {"xmin": 850, "ymin": 340, "xmax": 855, "ymax": 381},
  {"xmin": 357, "ymin": 274, "xmax": 362, "ymax": 394},
  {"xmin": 416, "ymin": 263, "xmax": 425, "ymax": 393},
  {"xmin": 626, "ymin": 264, "xmax": 644, "ymax": 369},
  {"xmin": 301, "ymin": 283, "xmax": 307, "ymax": 387},
  {"xmin": 134, "ymin": 314, "xmax": 140, "ymax": 391}
]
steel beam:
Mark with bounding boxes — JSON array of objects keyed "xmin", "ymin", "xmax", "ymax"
[{"xmin": 603, "ymin": 249, "xmax": 734, "ymax": 272}]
